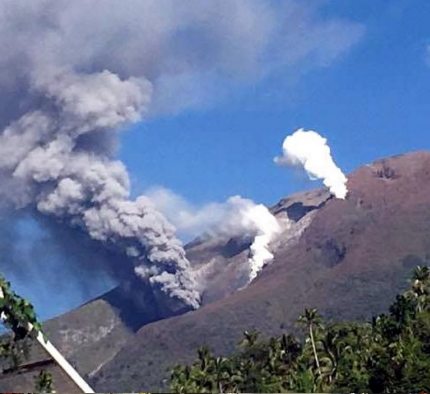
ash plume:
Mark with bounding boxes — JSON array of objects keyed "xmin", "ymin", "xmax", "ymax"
[
  {"xmin": 0, "ymin": 70, "xmax": 200, "ymax": 308},
  {"xmin": 275, "ymin": 129, "xmax": 348, "ymax": 199},
  {"xmin": 0, "ymin": 1, "xmax": 361, "ymax": 310}
]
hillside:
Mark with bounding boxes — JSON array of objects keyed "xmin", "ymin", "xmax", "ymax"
[
  {"xmin": 2, "ymin": 151, "xmax": 430, "ymax": 392},
  {"xmin": 92, "ymin": 151, "xmax": 430, "ymax": 391}
]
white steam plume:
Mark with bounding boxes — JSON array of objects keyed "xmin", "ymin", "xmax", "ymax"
[
  {"xmin": 274, "ymin": 129, "xmax": 348, "ymax": 199},
  {"xmin": 0, "ymin": 2, "xmax": 361, "ymax": 309},
  {"xmin": 146, "ymin": 188, "xmax": 282, "ymax": 282},
  {"xmin": 231, "ymin": 198, "xmax": 282, "ymax": 282}
]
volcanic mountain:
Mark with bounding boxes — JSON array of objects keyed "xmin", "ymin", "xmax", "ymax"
[{"xmin": 2, "ymin": 151, "xmax": 430, "ymax": 392}]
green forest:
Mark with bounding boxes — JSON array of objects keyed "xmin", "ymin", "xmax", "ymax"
[{"xmin": 170, "ymin": 266, "xmax": 430, "ymax": 393}]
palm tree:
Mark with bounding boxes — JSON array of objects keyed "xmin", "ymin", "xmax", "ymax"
[
  {"xmin": 412, "ymin": 265, "xmax": 430, "ymax": 282},
  {"xmin": 298, "ymin": 308, "xmax": 323, "ymax": 378},
  {"xmin": 241, "ymin": 330, "xmax": 260, "ymax": 348},
  {"xmin": 197, "ymin": 346, "xmax": 211, "ymax": 371},
  {"xmin": 213, "ymin": 356, "xmax": 231, "ymax": 393},
  {"xmin": 409, "ymin": 265, "xmax": 430, "ymax": 312},
  {"xmin": 320, "ymin": 327, "xmax": 341, "ymax": 384},
  {"xmin": 280, "ymin": 333, "xmax": 301, "ymax": 364}
]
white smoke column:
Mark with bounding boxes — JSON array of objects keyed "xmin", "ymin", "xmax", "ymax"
[
  {"xmin": 231, "ymin": 198, "xmax": 282, "ymax": 282},
  {"xmin": 145, "ymin": 188, "xmax": 282, "ymax": 282},
  {"xmin": 274, "ymin": 128, "xmax": 348, "ymax": 199}
]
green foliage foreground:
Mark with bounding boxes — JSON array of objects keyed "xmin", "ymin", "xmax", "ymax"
[
  {"xmin": 170, "ymin": 266, "xmax": 430, "ymax": 393},
  {"xmin": 0, "ymin": 275, "xmax": 54, "ymax": 392},
  {"xmin": 0, "ymin": 276, "xmax": 42, "ymax": 368}
]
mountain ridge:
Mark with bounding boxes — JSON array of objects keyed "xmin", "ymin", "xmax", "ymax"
[
  {"xmin": 92, "ymin": 151, "xmax": 430, "ymax": 391},
  {"xmin": 2, "ymin": 150, "xmax": 430, "ymax": 392}
]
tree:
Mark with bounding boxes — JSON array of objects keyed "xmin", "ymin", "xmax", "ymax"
[
  {"xmin": 34, "ymin": 369, "xmax": 55, "ymax": 393},
  {"xmin": 297, "ymin": 308, "xmax": 323, "ymax": 379},
  {"xmin": 170, "ymin": 266, "xmax": 430, "ymax": 393},
  {"xmin": 0, "ymin": 276, "xmax": 42, "ymax": 369},
  {"xmin": 410, "ymin": 265, "xmax": 430, "ymax": 312},
  {"xmin": 0, "ymin": 275, "xmax": 55, "ymax": 392}
]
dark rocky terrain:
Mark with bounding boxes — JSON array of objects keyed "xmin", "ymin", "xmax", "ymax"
[{"xmin": 2, "ymin": 151, "xmax": 430, "ymax": 392}]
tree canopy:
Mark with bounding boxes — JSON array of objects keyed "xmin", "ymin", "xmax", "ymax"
[
  {"xmin": 170, "ymin": 266, "xmax": 430, "ymax": 393},
  {"xmin": 0, "ymin": 275, "xmax": 54, "ymax": 392}
]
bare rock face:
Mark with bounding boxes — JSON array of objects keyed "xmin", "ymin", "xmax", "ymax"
[
  {"xmin": 3, "ymin": 151, "xmax": 430, "ymax": 392},
  {"xmin": 187, "ymin": 189, "xmax": 332, "ymax": 305},
  {"xmin": 271, "ymin": 188, "xmax": 331, "ymax": 221},
  {"xmin": 187, "ymin": 234, "xmax": 252, "ymax": 304}
]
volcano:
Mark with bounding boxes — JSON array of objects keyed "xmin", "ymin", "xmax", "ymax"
[{"xmin": 2, "ymin": 151, "xmax": 430, "ymax": 392}]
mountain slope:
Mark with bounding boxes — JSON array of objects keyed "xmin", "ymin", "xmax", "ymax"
[
  {"xmin": 92, "ymin": 151, "xmax": 430, "ymax": 391},
  {"xmin": 2, "ymin": 151, "xmax": 430, "ymax": 392}
]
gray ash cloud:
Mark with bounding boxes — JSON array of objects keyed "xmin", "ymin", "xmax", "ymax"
[{"xmin": 0, "ymin": 1, "xmax": 362, "ymax": 309}]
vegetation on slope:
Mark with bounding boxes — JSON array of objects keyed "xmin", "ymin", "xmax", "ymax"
[{"xmin": 170, "ymin": 266, "xmax": 430, "ymax": 393}]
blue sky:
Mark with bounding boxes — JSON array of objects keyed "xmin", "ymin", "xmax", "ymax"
[
  {"xmin": 121, "ymin": 0, "xmax": 430, "ymax": 206},
  {"xmin": 3, "ymin": 0, "xmax": 430, "ymax": 320}
]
